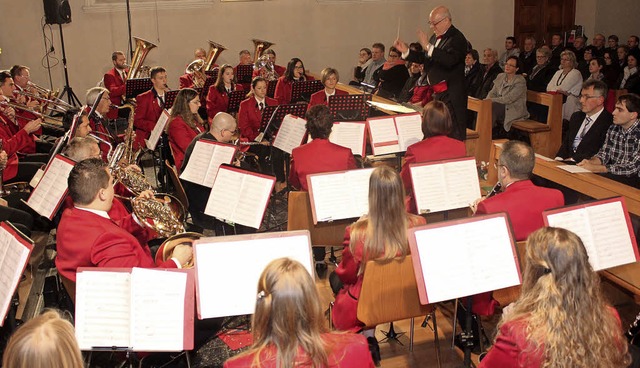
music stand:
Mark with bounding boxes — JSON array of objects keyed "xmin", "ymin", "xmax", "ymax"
[
  {"xmin": 227, "ymin": 90, "xmax": 247, "ymax": 113},
  {"xmin": 236, "ymin": 65, "xmax": 253, "ymax": 84},
  {"xmin": 291, "ymin": 80, "xmax": 323, "ymax": 103},
  {"xmin": 204, "ymin": 69, "xmax": 219, "ymax": 81},
  {"xmin": 329, "ymin": 94, "xmax": 372, "ymax": 121},
  {"xmin": 267, "ymin": 80, "xmax": 278, "ymax": 98},
  {"xmin": 164, "ymin": 90, "xmax": 179, "ymax": 109},
  {"xmin": 259, "ymin": 103, "xmax": 308, "ymax": 141},
  {"xmin": 125, "ymin": 78, "xmax": 153, "ymax": 99},
  {"xmin": 200, "ymin": 78, "xmax": 216, "ymax": 101}
]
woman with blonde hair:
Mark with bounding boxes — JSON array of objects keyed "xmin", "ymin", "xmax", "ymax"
[
  {"xmin": 479, "ymin": 227, "xmax": 630, "ymax": 368},
  {"xmin": 224, "ymin": 258, "xmax": 374, "ymax": 368},
  {"xmin": 330, "ymin": 165, "xmax": 425, "ymax": 364},
  {"xmin": 547, "ymin": 50, "xmax": 584, "ymax": 120},
  {"xmin": 167, "ymin": 88, "xmax": 206, "ymax": 172},
  {"xmin": 2, "ymin": 309, "xmax": 83, "ymax": 368}
]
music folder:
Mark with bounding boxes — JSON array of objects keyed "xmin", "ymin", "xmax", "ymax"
[
  {"xmin": 74, "ymin": 267, "xmax": 194, "ymax": 352},
  {"xmin": 272, "ymin": 114, "xmax": 308, "ymax": 154},
  {"xmin": 179, "ymin": 139, "xmax": 238, "ymax": 188},
  {"xmin": 328, "ymin": 121, "xmax": 367, "ymax": 157},
  {"xmin": 543, "ymin": 197, "xmax": 639, "ymax": 271},
  {"xmin": 125, "ymin": 78, "xmax": 153, "ymax": 99},
  {"xmin": 146, "ymin": 109, "xmax": 170, "ymax": 151},
  {"xmin": 410, "ymin": 157, "xmax": 481, "ymax": 214},
  {"xmin": 258, "ymin": 104, "xmax": 308, "ymax": 142},
  {"xmin": 408, "ymin": 213, "xmax": 521, "ymax": 304},
  {"xmin": 26, "ymin": 155, "xmax": 76, "ymax": 220},
  {"xmin": 204, "ymin": 165, "xmax": 275, "ymax": 229},
  {"xmin": 307, "ymin": 168, "xmax": 374, "ymax": 224},
  {"xmin": 194, "ymin": 230, "xmax": 313, "ymax": 319},
  {"xmin": 366, "ymin": 112, "xmax": 423, "ymax": 156},
  {"xmin": 0, "ymin": 222, "xmax": 33, "ymax": 327}
]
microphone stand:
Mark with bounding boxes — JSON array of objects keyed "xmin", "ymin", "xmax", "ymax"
[{"xmin": 56, "ymin": 23, "xmax": 81, "ymax": 107}]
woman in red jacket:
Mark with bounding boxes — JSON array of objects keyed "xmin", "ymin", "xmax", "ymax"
[
  {"xmin": 274, "ymin": 58, "xmax": 313, "ymax": 105},
  {"xmin": 479, "ymin": 227, "xmax": 630, "ymax": 368},
  {"xmin": 308, "ymin": 67, "xmax": 348, "ymax": 107},
  {"xmin": 206, "ymin": 64, "xmax": 243, "ymax": 123},
  {"xmin": 167, "ymin": 88, "xmax": 205, "ymax": 172}
]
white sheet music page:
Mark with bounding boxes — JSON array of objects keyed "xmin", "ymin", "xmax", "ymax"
[
  {"xmin": 202, "ymin": 145, "xmax": 236, "ymax": 188},
  {"xmin": 394, "ymin": 113, "xmax": 423, "ymax": 151},
  {"xmin": 195, "ymin": 232, "xmax": 312, "ymax": 319},
  {"xmin": 146, "ymin": 109, "xmax": 170, "ymax": 151},
  {"xmin": 273, "ymin": 114, "xmax": 307, "ymax": 154},
  {"xmin": 75, "ymin": 271, "xmax": 132, "ymax": 350},
  {"xmin": 231, "ymin": 173, "xmax": 275, "ymax": 228},
  {"xmin": 204, "ymin": 166, "xmax": 242, "ymax": 223},
  {"xmin": 411, "ymin": 159, "xmax": 480, "ymax": 213},
  {"xmin": 330, "ymin": 122, "xmax": 366, "ymax": 157},
  {"xmin": 180, "ymin": 140, "xmax": 215, "ymax": 185},
  {"xmin": 308, "ymin": 168, "xmax": 373, "ymax": 223},
  {"xmin": 26, "ymin": 155, "xmax": 75, "ymax": 219},
  {"xmin": 0, "ymin": 226, "xmax": 30, "ymax": 326},
  {"xmin": 413, "ymin": 217, "xmax": 520, "ymax": 303},
  {"xmin": 367, "ymin": 117, "xmax": 400, "ymax": 155},
  {"xmin": 130, "ymin": 268, "xmax": 186, "ymax": 351}
]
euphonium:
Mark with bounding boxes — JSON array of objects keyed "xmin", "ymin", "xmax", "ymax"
[
  {"xmin": 155, "ymin": 232, "xmax": 202, "ymax": 268},
  {"xmin": 252, "ymin": 38, "xmax": 274, "ymax": 63},
  {"xmin": 204, "ymin": 41, "xmax": 226, "ymax": 72},
  {"xmin": 185, "ymin": 59, "xmax": 207, "ymax": 89},
  {"xmin": 131, "ymin": 193, "xmax": 186, "ymax": 238},
  {"xmin": 254, "ymin": 54, "xmax": 277, "ymax": 81},
  {"xmin": 126, "ymin": 37, "xmax": 157, "ymax": 81}
]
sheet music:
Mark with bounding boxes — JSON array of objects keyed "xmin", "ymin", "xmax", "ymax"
[
  {"xmin": 367, "ymin": 101, "xmax": 418, "ymax": 114},
  {"xmin": 75, "ymin": 271, "xmax": 131, "ymax": 350},
  {"xmin": 411, "ymin": 159, "xmax": 480, "ymax": 213},
  {"xmin": 413, "ymin": 217, "xmax": 520, "ymax": 303},
  {"xmin": 179, "ymin": 141, "xmax": 235, "ymax": 188},
  {"xmin": 130, "ymin": 268, "xmax": 186, "ymax": 351},
  {"xmin": 146, "ymin": 109, "xmax": 170, "ymax": 151},
  {"xmin": 535, "ymin": 153, "xmax": 554, "ymax": 162},
  {"xmin": 330, "ymin": 122, "xmax": 366, "ymax": 157},
  {"xmin": 558, "ymin": 165, "xmax": 591, "ymax": 173},
  {"xmin": 546, "ymin": 201, "xmax": 636, "ymax": 271},
  {"xmin": 0, "ymin": 226, "xmax": 30, "ymax": 326},
  {"xmin": 308, "ymin": 168, "xmax": 373, "ymax": 223},
  {"xmin": 273, "ymin": 114, "xmax": 307, "ymax": 154},
  {"xmin": 196, "ymin": 233, "xmax": 313, "ymax": 319},
  {"xmin": 394, "ymin": 114, "xmax": 423, "ymax": 151},
  {"xmin": 367, "ymin": 117, "xmax": 400, "ymax": 155},
  {"xmin": 26, "ymin": 156, "xmax": 74, "ymax": 219},
  {"xmin": 205, "ymin": 167, "xmax": 275, "ymax": 228}
]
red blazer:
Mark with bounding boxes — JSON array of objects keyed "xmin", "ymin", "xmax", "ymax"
[
  {"xmin": 62, "ymin": 196, "xmax": 131, "ymax": 222},
  {"xmin": 89, "ymin": 115, "xmax": 116, "ymax": 161},
  {"xmin": 179, "ymin": 73, "xmax": 195, "ymax": 89},
  {"xmin": 274, "ymin": 75, "xmax": 317, "ymax": 105},
  {"xmin": 289, "ymin": 139, "xmax": 357, "ymax": 191},
  {"xmin": 237, "ymin": 96, "xmax": 278, "ymax": 141},
  {"xmin": 400, "ymin": 135, "xmax": 467, "ymax": 193},
  {"xmin": 308, "ymin": 89, "xmax": 349, "ymax": 107},
  {"xmin": 103, "ymin": 67, "xmax": 127, "ymax": 120},
  {"xmin": 224, "ymin": 333, "xmax": 375, "ymax": 368},
  {"xmin": 0, "ymin": 113, "xmax": 36, "ymax": 157},
  {"xmin": 55, "ymin": 207, "xmax": 174, "ymax": 282},
  {"xmin": 206, "ymin": 84, "xmax": 244, "ymax": 122},
  {"xmin": 167, "ymin": 116, "xmax": 205, "ymax": 173},
  {"xmin": 133, "ymin": 89, "xmax": 165, "ymax": 149}
]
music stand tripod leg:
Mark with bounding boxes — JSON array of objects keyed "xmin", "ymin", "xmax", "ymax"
[{"xmin": 379, "ymin": 322, "xmax": 406, "ymax": 345}]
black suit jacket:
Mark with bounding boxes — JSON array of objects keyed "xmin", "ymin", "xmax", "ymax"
[
  {"xmin": 518, "ymin": 49, "xmax": 537, "ymax": 75},
  {"xmin": 527, "ymin": 64, "xmax": 556, "ymax": 92},
  {"xmin": 556, "ymin": 108, "xmax": 613, "ymax": 162},
  {"xmin": 476, "ymin": 63, "xmax": 503, "ymax": 99},
  {"xmin": 465, "ymin": 62, "xmax": 484, "ymax": 97},
  {"xmin": 405, "ymin": 25, "xmax": 468, "ymax": 141}
]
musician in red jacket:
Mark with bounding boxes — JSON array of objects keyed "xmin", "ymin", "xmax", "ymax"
[
  {"xmin": 103, "ymin": 51, "xmax": 128, "ymax": 120},
  {"xmin": 167, "ymin": 88, "xmax": 206, "ymax": 172},
  {"xmin": 289, "ymin": 105, "xmax": 357, "ymax": 191},
  {"xmin": 206, "ymin": 64, "xmax": 243, "ymax": 123},
  {"xmin": 252, "ymin": 49, "xmax": 286, "ymax": 79},
  {"xmin": 309, "ymin": 67, "xmax": 348, "ymax": 107},
  {"xmin": 274, "ymin": 58, "xmax": 314, "ymax": 105},
  {"xmin": 133, "ymin": 66, "xmax": 169, "ymax": 150},
  {"xmin": 237, "ymin": 77, "xmax": 278, "ymax": 142},
  {"xmin": 55, "ymin": 158, "xmax": 192, "ymax": 282}
]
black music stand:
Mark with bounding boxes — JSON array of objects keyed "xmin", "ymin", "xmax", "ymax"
[
  {"xmin": 227, "ymin": 90, "xmax": 247, "ymax": 113},
  {"xmin": 199, "ymin": 78, "xmax": 216, "ymax": 101},
  {"xmin": 291, "ymin": 80, "xmax": 323, "ymax": 103},
  {"xmin": 328, "ymin": 94, "xmax": 372, "ymax": 121},
  {"xmin": 125, "ymin": 78, "xmax": 153, "ymax": 99},
  {"xmin": 204, "ymin": 69, "xmax": 219, "ymax": 81},
  {"xmin": 236, "ymin": 65, "xmax": 253, "ymax": 84},
  {"xmin": 258, "ymin": 103, "xmax": 308, "ymax": 141},
  {"xmin": 267, "ymin": 80, "xmax": 278, "ymax": 98},
  {"xmin": 164, "ymin": 90, "xmax": 179, "ymax": 109}
]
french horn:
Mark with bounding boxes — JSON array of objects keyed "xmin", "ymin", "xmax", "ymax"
[
  {"xmin": 155, "ymin": 232, "xmax": 202, "ymax": 268},
  {"xmin": 131, "ymin": 193, "xmax": 186, "ymax": 238}
]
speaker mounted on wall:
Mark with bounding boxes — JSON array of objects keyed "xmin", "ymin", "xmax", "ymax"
[{"xmin": 43, "ymin": 0, "xmax": 71, "ymax": 25}]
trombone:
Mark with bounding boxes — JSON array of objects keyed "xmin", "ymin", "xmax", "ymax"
[
  {"xmin": 0, "ymin": 100, "xmax": 65, "ymax": 129},
  {"xmin": 13, "ymin": 89, "xmax": 72, "ymax": 113}
]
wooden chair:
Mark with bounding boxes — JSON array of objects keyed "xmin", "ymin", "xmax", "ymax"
[
  {"xmin": 356, "ymin": 256, "xmax": 441, "ymax": 366},
  {"xmin": 59, "ymin": 273, "xmax": 76, "ymax": 306},
  {"xmin": 511, "ymin": 91, "xmax": 563, "ymax": 158},
  {"xmin": 164, "ymin": 159, "xmax": 189, "ymax": 214}
]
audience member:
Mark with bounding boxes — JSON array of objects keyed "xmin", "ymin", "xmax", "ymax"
[
  {"xmin": 547, "ymin": 50, "xmax": 584, "ymax": 121},
  {"xmin": 376, "ymin": 47, "xmax": 409, "ymax": 99},
  {"xmin": 618, "ymin": 45, "xmax": 629, "ymax": 69},
  {"xmin": 465, "ymin": 49, "xmax": 484, "ymax": 98},
  {"xmin": 578, "ymin": 46, "xmax": 596, "ymax": 80},
  {"xmin": 363, "ymin": 43, "xmax": 385, "ymax": 87},
  {"xmin": 351, "ymin": 48, "xmax": 372, "ymax": 85},
  {"xmin": 549, "ymin": 33, "xmax": 564, "ymax": 69},
  {"xmin": 397, "ymin": 62, "xmax": 423, "ymax": 103},
  {"xmin": 526, "ymin": 46, "xmax": 555, "ymax": 92},
  {"xmin": 486, "ymin": 56, "xmax": 529, "ymax": 138},
  {"xmin": 499, "ymin": 36, "xmax": 520, "ymax": 69},
  {"xmin": 518, "ymin": 36, "xmax": 537, "ymax": 75},
  {"xmin": 606, "ymin": 34, "xmax": 620, "ymax": 55},
  {"xmin": 618, "ymin": 50, "xmax": 640, "ymax": 94},
  {"xmin": 476, "ymin": 48, "xmax": 503, "ymax": 99},
  {"xmin": 628, "ymin": 35, "xmax": 640, "ymax": 51},
  {"xmin": 587, "ymin": 57, "xmax": 605, "ymax": 82},
  {"xmin": 571, "ymin": 35, "xmax": 587, "ymax": 61},
  {"xmin": 592, "ymin": 33, "xmax": 606, "ymax": 57},
  {"xmin": 603, "ymin": 50, "xmax": 622, "ymax": 89}
]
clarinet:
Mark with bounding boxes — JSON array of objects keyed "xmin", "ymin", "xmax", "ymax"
[
  {"xmin": 486, "ymin": 182, "xmax": 503, "ymax": 198},
  {"xmin": 626, "ymin": 311, "xmax": 640, "ymax": 345}
]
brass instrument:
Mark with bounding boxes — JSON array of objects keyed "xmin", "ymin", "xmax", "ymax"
[
  {"xmin": 14, "ymin": 89, "xmax": 71, "ymax": 113},
  {"xmin": 0, "ymin": 100, "xmax": 65, "ymax": 129},
  {"xmin": 185, "ymin": 59, "xmax": 207, "ymax": 89},
  {"xmin": 125, "ymin": 37, "xmax": 157, "ymax": 81},
  {"xmin": 88, "ymin": 133, "xmax": 114, "ymax": 160},
  {"xmin": 254, "ymin": 54, "xmax": 278, "ymax": 81},
  {"xmin": 204, "ymin": 41, "xmax": 226, "ymax": 71},
  {"xmin": 26, "ymin": 81, "xmax": 60, "ymax": 101},
  {"xmin": 131, "ymin": 193, "xmax": 186, "ymax": 238},
  {"xmin": 155, "ymin": 232, "xmax": 202, "ymax": 268},
  {"xmin": 252, "ymin": 39, "xmax": 274, "ymax": 63}
]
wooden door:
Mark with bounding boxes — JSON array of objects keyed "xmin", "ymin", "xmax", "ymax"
[{"xmin": 514, "ymin": 0, "xmax": 576, "ymax": 47}]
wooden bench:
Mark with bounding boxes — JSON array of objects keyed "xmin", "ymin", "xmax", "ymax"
[
  {"xmin": 511, "ymin": 91, "xmax": 563, "ymax": 158},
  {"xmin": 466, "ymin": 97, "xmax": 492, "ymax": 163}
]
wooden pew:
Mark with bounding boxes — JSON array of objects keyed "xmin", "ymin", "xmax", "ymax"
[
  {"xmin": 511, "ymin": 91, "xmax": 563, "ymax": 158},
  {"xmin": 466, "ymin": 97, "xmax": 492, "ymax": 163}
]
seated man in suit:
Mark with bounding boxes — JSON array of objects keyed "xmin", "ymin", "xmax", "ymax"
[
  {"xmin": 555, "ymin": 79, "xmax": 612, "ymax": 162},
  {"xmin": 578, "ymin": 93, "xmax": 640, "ymax": 187},
  {"xmin": 56, "ymin": 158, "xmax": 192, "ymax": 282}
]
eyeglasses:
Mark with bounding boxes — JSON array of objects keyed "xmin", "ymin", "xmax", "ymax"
[
  {"xmin": 428, "ymin": 17, "xmax": 445, "ymax": 26},
  {"xmin": 505, "ymin": 63, "xmax": 517, "ymax": 68},
  {"xmin": 223, "ymin": 128, "xmax": 239, "ymax": 135},
  {"xmin": 294, "ymin": 65, "xmax": 304, "ymax": 69}
]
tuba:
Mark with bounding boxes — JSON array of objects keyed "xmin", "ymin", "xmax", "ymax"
[
  {"xmin": 155, "ymin": 232, "xmax": 202, "ymax": 268},
  {"xmin": 252, "ymin": 39, "xmax": 274, "ymax": 63},
  {"xmin": 125, "ymin": 37, "xmax": 157, "ymax": 81},
  {"xmin": 204, "ymin": 41, "xmax": 226, "ymax": 72},
  {"xmin": 185, "ymin": 59, "xmax": 206, "ymax": 89}
]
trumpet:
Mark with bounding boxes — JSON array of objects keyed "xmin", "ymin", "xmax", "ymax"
[{"xmin": 0, "ymin": 100, "xmax": 65, "ymax": 129}]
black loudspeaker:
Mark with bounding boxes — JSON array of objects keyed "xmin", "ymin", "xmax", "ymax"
[{"xmin": 43, "ymin": 0, "xmax": 71, "ymax": 25}]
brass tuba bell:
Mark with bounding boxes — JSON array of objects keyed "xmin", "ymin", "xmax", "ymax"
[
  {"xmin": 126, "ymin": 37, "xmax": 157, "ymax": 80},
  {"xmin": 252, "ymin": 38, "xmax": 274, "ymax": 63},
  {"xmin": 204, "ymin": 41, "xmax": 226, "ymax": 72}
]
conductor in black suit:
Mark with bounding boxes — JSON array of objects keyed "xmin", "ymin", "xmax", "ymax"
[
  {"xmin": 555, "ymin": 79, "xmax": 612, "ymax": 162},
  {"xmin": 394, "ymin": 5, "xmax": 468, "ymax": 141}
]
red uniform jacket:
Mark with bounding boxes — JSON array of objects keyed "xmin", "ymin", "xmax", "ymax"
[
  {"xmin": 178, "ymin": 73, "xmax": 195, "ymax": 89},
  {"xmin": 0, "ymin": 113, "xmax": 36, "ymax": 157},
  {"xmin": 103, "ymin": 67, "xmax": 127, "ymax": 120},
  {"xmin": 206, "ymin": 84, "xmax": 244, "ymax": 122},
  {"xmin": 289, "ymin": 139, "xmax": 357, "ymax": 191},
  {"xmin": 167, "ymin": 116, "xmax": 205, "ymax": 173},
  {"xmin": 55, "ymin": 206, "xmax": 174, "ymax": 282},
  {"xmin": 11, "ymin": 92, "xmax": 41, "ymax": 138},
  {"xmin": 237, "ymin": 96, "xmax": 278, "ymax": 141},
  {"xmin": 273, "ymin": 75, "xmax": 316, "ymax": 105},
  {"xmin": 224, "ymin": 333, "xmax": 375, "ymax": 368},
  {"xmin": 308, "ymin": 89, "xmax": 349, "ymax": 107},
  {"xmin": 89, "ymin": 115, "xmax": 116, "ymax": 161},
  {"xmin": 133, "ymin": 89, "xmax": 165, "ymax": 149}
]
